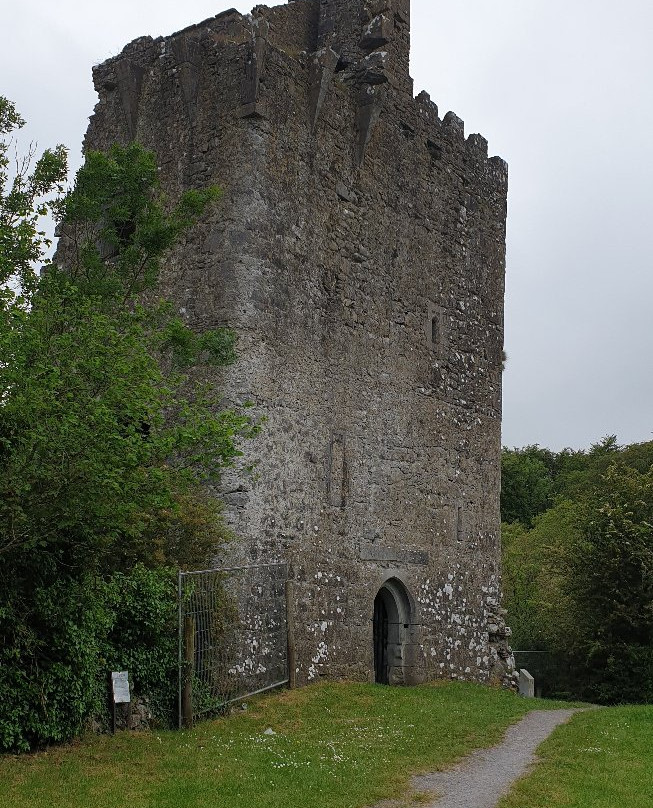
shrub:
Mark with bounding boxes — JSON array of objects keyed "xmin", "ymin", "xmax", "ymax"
[{"xmin": 0, "ymin": 565, "xmax": 179, "ymax": 752}]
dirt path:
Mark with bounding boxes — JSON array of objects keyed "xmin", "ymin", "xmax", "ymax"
[{"xmin": 376, "ymin": 708, "xmax": 580, "ymax": 808}]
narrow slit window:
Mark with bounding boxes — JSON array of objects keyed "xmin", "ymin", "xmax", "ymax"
[{"xmin": 431, "ymin": 315, "xmax": 439, "ymax": 347}]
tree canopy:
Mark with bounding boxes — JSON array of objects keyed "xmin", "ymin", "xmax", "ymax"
[
  {"xmin": 0, "ymin": 98, "xmax": 255, "ymax": 750},
  {"xmin": 501, "ymin": 438, "xmax": 653, "ymax": 703}
]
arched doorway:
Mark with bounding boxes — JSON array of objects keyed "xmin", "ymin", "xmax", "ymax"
[{"xmin": 373, "ymin": 579, "xmax": 413, "ymax": 685}]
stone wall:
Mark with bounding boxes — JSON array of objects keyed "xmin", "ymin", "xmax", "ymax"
[{"xmin": 84, "ymin": 0, "xmax": 513, "ymax": 687}]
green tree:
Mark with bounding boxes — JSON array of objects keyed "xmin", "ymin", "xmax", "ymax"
[
  {"xmin": 500, "ymin": 438, "xmax": 646, "ymax": 526},
  {"xmin": 501, "ymin": 446, "xmax": 555, "ymax": 526},
  {"xmin": 0, "ymin": 97, "xmax": 67, "ymax": 299},
  {"xmin": 552, "ymin": 435, "xmax": 621, "ymax": 501},
  {"xmin": 0, "ymin": 99, "xmax": 256, "ymax": 749},
  {"xmin": 564, "ymin": 463, "xmax": 653, "ymax": 703},
  {"xmin": 502, "ymin": 439, "xmax": 653, "ymax": 703},
  {"xmin": 502, "ymin": 500, "xmax": 582, "ymax": 697}
]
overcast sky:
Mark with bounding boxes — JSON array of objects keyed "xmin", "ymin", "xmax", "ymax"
[{"xmin": 3, "ymin": 0, "xmax": 652, "ymax": 450}]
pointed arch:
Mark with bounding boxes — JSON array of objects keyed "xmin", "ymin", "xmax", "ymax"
[{"xmin": 373, "ymin": 577, "xmax": 414, "ymax": 685}]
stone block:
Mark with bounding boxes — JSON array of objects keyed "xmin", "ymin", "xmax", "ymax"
[{"xmin": 519, "ymin": 669, "xmax": 535, "ymax": 698}]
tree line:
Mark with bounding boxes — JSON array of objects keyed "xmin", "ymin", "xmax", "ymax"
[{"xmin": 501, "ymin": 437, "xmax": 653, "ymax": 704}]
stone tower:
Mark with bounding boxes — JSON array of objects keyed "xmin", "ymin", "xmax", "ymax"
[{"xmin": 85, "ymin": 0, "xmax": 512, "ymax": 686}]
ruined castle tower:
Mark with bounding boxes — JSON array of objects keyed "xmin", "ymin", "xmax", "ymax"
[{"xmin": 86, "ymin": 0, "xmax": 512, "ymax": 686}]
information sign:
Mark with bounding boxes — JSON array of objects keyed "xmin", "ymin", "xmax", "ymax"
[{"xmin": 111, "ymin": 671, "xmax": 131, "ymax": 704}]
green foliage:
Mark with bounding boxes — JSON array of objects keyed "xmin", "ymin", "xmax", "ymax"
[
  {"xmin": 59, "ymin": 144, "xmax": 220, "ymax": 307},
  {"xmin": 502, "ymin": 439, "xmax": 653, "ymax": 704},
  {"xmin": 0, "ymin": 141, "xmax": 252, "ymax": 573},
  {"xmin": 501, "ymin": 447, "xmax": 555, "ymax": 526},
  {"xmin": 500, "ymin": 436, "xmax": 652, "ymax": 526},
  {"xmin": 502, "ymin": 501, "xmax": 581, "ymax": 653},
  {"xmin": 0, "ymin": 99, "xmax": 257, "ymax": 750},
  {"xmin": 500, "ymin": 520, "xmax": 534, "ymax": 647},
  {"xmin": 102, "ymin": 566, "xmax": 179, "ymax": 725},
  {"xmin": 0, "ymin": 97, "xmax": 67, "ymax": 299},
  {"xmin": 0, "ymin": 566, "xmax": 180, "ymax": 752},
  {"xmin": 0, "ymin": 572, "xmax": 110, "ymax": 751},
  {"xmin": 564, "ymin": 464, "xmax": 653, "ymax": 703}
]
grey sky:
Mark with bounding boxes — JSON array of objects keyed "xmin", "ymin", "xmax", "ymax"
[{"xmin": 3, "ymin": 0, "xmax": 652, "ymax": 450}]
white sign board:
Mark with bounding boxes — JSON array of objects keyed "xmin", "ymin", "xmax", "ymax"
[{"xmin": 111, "ymin": 671, "xmax": 131, "ymax": 704}]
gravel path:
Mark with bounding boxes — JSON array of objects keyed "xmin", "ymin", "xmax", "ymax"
[{"xmin": 406, "ymin": 708, "xmax": 580, "ymax": 808}]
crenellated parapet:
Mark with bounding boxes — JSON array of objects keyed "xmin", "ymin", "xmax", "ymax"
[{"xmin": 89, "ymin": 1, "xmax": 503, "ymax": 179}]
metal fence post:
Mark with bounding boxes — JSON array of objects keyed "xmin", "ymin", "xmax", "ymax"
[
  {"xmin": 181, "ymin": 615, "xmax": 195, "ymax": 729},
  {"xmin": 285, "ymin": 578, "xmax": 296, "ymax": 689},
  {"xmin": 176, "ymin": 562, "xmax": 290, "ymax": 728}
]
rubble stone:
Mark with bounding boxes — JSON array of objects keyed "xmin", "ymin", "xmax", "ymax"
[{"xmin": 82, "ymin": 0, "xmax": 512, "ymax": 688}]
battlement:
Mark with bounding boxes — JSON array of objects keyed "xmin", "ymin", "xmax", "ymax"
[
  {"xmin": 91, "ymin": 0, "xmax": 503, "ymax": 179},
  {"xmin": 316, "ymin": 0, "xmax": 410, "ymax": 91}
]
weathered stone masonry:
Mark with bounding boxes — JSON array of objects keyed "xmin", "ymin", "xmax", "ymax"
[{"xmin": 85, "ymin": 0, "xmax": 513, "ymax": 686}]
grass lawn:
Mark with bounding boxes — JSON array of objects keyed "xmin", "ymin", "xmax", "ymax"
[
  {"xmin": 497, "ymin": 704, "xmax": 653, "ymax": 808},
  {"xmin": 0, "ymin": 681, "xmax": 566, "ymax": 808}
]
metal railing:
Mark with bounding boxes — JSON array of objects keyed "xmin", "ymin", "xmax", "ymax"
[{"xmin": 178, "ymin": 562, "xmax": 290, "ymax": 728}]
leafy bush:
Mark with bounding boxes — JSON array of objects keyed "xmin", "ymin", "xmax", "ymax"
[
  {"xmin": 583, "ymin": 645, "xmax": 653, "ymax": 705},
  {"xmin": 0, "ymin": 574, "xmax": 109, "ymax": 751},
  {"xmin": 0, "ymin": 565, "xmax": 179, "ymax": 752},
  {"xmin": 102, "ymin": 565, "xmax": 179, "ymax": 724},
  {"xmin": 0, "ymin": 100, "xmax": 254, "ymax": 751}
]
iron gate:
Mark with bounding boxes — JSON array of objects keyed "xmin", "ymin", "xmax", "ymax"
[{"xmin": 178, "ymin": 562, "xmax": 290, "ymax": 728}]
